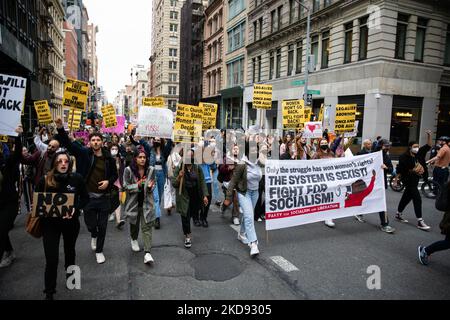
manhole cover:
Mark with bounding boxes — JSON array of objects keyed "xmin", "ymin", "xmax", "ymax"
[{"xmin": 190, "ymin": 254, "xmax": 244, "ymax": 281}]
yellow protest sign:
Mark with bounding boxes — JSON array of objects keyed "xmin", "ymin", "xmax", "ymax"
[
  {"xmin": 101, "ymin": 104, "xmax": 117, "ymax": 128},
  {"xmin": 282, "ymin": 100, "xmax": 304, "ymax": 129},
  {"xmin": 318, "ymin": 104, "xmax": 324, "ymax": 122},
  {"xmin": 34, "ymin": 100, "xmax": 53, "ymax": 124},
  {"xmin": 200, "ymin": 102, "xmax": 218, "ymax": 130},
  {"xmin": 143, "ymin": 97, "xmax": 165, "ymax": 108},
  {"xmin": 0, "ymin": 135, "xmax": 8, "ymax": 142},
  {"xmin": 68, "ymin": 109, "xmax": 82, "ymax": 130},
  {"xmin": 303, "ymin": 107, "xmax": 312, "ymax": 124},
  {"xmin": 253, "ymin": 84, "xmax": 272, "ymax": 109},
  {"xmin": 334, "ymin": 104, "xmax": 357, "ymax": 133},
  {"xmin": 63, "ymin": 78, "xmax": 89, "ymax": 111},
  {"xmin": 174, "ymin": 104, "xmax": 203, "ymax": 143}
]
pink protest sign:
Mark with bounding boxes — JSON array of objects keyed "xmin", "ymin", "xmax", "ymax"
[
  {"xmin": 74, "ymin": 131, "xmax": 89, "ymax": 145},
  {"xmin": 101, "ymin": 115, "xmax": 125, "ymax": 134}
]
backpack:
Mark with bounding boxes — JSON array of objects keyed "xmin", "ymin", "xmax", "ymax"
[{"xmin": 435, "ymin": 182, "xmax": 449, "ymax": 212}]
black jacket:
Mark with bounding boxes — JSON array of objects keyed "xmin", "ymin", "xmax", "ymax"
[
  {"xmin": 57, "ymin": 128, "xmax": 118, "ymax": 191},
  {"xmin": 397, "ymin": 152, "xmax": 420, "ymax": 187},
  {"xmin": 0, "ymin": 136, "xmax": 22, "ymax": 205},
  {"xmin": 35, "ymin": 173, "xmax": 89, "ymax": 217}
]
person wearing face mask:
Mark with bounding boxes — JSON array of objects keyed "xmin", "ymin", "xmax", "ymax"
[
  {"xmin": 428, "ymin": 136, "xmax": 450, "ymax": 189},
  {"xmin": 108, "ymin": 144, "xmax": 126, "ymax": 229},
  {"xmin": 172, "ymin": 148, "xmax": 209, "ymax": 249},
  {"xmin": 35, "ymin": 152, "xmax": 89, "ymax": 300},
  {"xmin": 123, "ymin": 149, "xmax": 157, "ymax": 264},
  {"xmin": 395, "ymin": 141, "xmax": 431, "ymax": 230}
]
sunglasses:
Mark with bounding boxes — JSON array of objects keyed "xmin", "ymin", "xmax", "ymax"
[{"xmin": 57, "ymin": 159, "xmax": 70, "ymax": 164}]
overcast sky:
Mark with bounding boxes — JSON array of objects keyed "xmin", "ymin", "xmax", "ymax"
[{"xmin": 83, "ymin": 0, "xmax": 152, "ymax": 102}]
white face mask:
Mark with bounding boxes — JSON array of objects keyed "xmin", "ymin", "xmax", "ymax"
[
  {"xmin": 42, "ymin": 134, "xmax": 49, "ymax": 142},
  {"xmin": 411, "ymin": 147, "xmax": 419, "ymax": 154},
  {"xmin": 111, "ymin": 150, "xmax": 118, "ymax": 157}
]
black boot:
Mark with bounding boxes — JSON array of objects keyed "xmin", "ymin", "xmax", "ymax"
[
  {"xmin": 155, "ymin": 218, "xmax": 160, "ymax": 229},
  {"xmin": 202, "ymin": 220, "xmax": 209, "ymax": 228}
]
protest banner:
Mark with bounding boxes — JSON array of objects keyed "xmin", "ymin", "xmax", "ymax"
[
  {"xmin": 200, "ymin": 102, "xmax": 218, "ymax": 130},
  {"xmin": 0, "ymin": 73, "xmax": 27, "ymax": 136},
  {"xmin": 143, "ymin": 97, "xmax": 165, "ymax": 108},
  {"xmin": 265, "ymin": 152, "xmax": 386, "ymax": 231},
  {"xmin": 136, "ymin": 107, "xmax": 174, "ymax": 139},
  {"xmin": 34, "ymin": 100, "xmax": 53, "ymax": 124},
  {"xmin": 101, "ymin": 104, "xmax": 117, "ymax": 128},
  {"xmin": 32, "ymin": 192, "xmax": 75, "ymax": 218},
  {"xmin": 74, "ymin": 131, "xmax": 89, "ymax": 145},
  {"xmin": 0, "ymin": 135, "xmax": 8, "ymax": 142},
  {"xmin": 302, "ymin": 122, "xmax": 323, "ymax": 138},
  {"xmin": 68, "ymin": 109, "xmax": 82, "ymax": 131},
  {"xmin": 282, "ymin": 100, "xmax": 304, "ymax": 129},
  {"xmin": 173, "ymin": 104, "xmax": 203, "ymax": 143},
  {"xmin": 253, "ymin": 84, "xmax": 272, "ymax": 109},
  {"xmin": 102, "ymin": 115, "xmax": 125, "ymax": 134},
  {"xmin": 334, "ymin": 104, "xmax": 357, "ymax": 133},
  {"xmin": 63, "ymin": 78, "xmax": 89, "ymax": 111}
]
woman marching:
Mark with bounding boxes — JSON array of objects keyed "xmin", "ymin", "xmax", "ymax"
[
  {"xmin": 35, "ymin": 151, "xmax": 89, "ymax": 300},
  {"xmin": 122, "ymin": 148, "xmax": 157, "ymax": 264}
]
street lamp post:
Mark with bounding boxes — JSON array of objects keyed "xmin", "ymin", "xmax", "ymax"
[{"xmin": 294, "ymin": 0, "xmax": 311, "ymax": 106}]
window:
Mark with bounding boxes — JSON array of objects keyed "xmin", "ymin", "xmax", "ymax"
[
  {"xmin": 226, "ymin": 58, "xmax": 244, "ymax": 87},
  {"xmin": 212, "ymin": 73, "xmax": 216, "ymax": 94},
  {"xmin": 252, "ymin": 58, "xmax": 256, "ymax": 83},
  {"xmin": 169, "ymin": 61, "xmax": 177, "ymax": 69},
  {"xmin": 276, "ymin": 48, "xmax": 281, "ymax": 78},
  {"xmin": 277, "ymin": 6, "xmax": 283, "ymax": 30},
  {"xmin": 269, "ymin": 51, "xmax": 274, "ymax": 80},
  {"xmin": 321, "ymin": 31, "xmax": 330, "ymax": 69},
  {"xmin": 253, "ymin": 21, "xmax": 257, "ymax": 41},
  {"xmin": 170, "ymin": 24, "xmax": 178, "ymax": 32},
  {"xmin": 359, "ymin": 16, "xmax": 369, "ymax": 61},
  {"xmin": 170, "ymin": 0, "xmax": 177, "ymax": 7},
  {"xmin": 414, "ymin": 18, "xmax": 428, "ymax": 62},
  {"xmin": 298, "ymin": 0, "xmax": 304, "ymax": 19},
  {"xmin": 168, "ymin": 100, "xmax": 177, "ymax": 109},
  {"xmin": 311, "ymin": 35, "xmax": 319, "ymax": 69},
  {"xmin": 169, "ymin": 73, "xmax": 177, "ymax": 82},
  {"xmin": 142, "ymin": 91, "xmax": 145, "ymax": 96},
  {"xmin": 445, "ymin": 24, "xmax": 450, "ymax": 66},
  {"xmin": 169, "ymin": 36, "xmax": 178, "ymax": 45},
  {"xmin": 257, "ymin": 56, "xmax": 262, "ymax": 82},
  {"xmin": 168, "ymin": 86, "xmax": 177, "ymax": 95},
  {"xmin": 213, "ymin": 42, "xmax": 217, "ymax": 61},
  {"xmin": 142, "ymin": 84, "xmax": 145, "ymax": 89},
  {"xmin": 287, "ymin": 44, "xmax": 294, "ymax": 75},
  {"xmin": 271, "ymin": 10, "xmax": 277, "ymax": 33},
  {"xmin": 228, "ymin": 0, "xmax": 244, "ymax": 20},
  {"xmin": 289, "ymin": 0, "xmax": 295, "ymax": 25},
  {"xmin": 313, "ymin": 0, "xmax": 320, "ymax": 12},
  {"xmin": 344, "ymin": 22, "xmax": 353, "ymax": 63},
  {"xmin": 170, "ymin": 11, "xmax": 178, "ymax": 19},
  {"xmin": 395, "ymin": 14, "xmax": 409, "ymax": 60},
  {"xmin": 296, "ymin": 40, "xmax": 303, "ymax": 74},
  {"xmin": 324, "ymin": 0, "xmax": 332, "ymax": 7},
  {"xmin": 169, "ymin": 48, "xmax": 177, "ymax": 57},
  {"xmin": 227, "ymin": 22, "xmax": 245, "ymax": 52},
  {"xmin": 259, "ymin": 18, "xmax": 263, "ymax": 39}
]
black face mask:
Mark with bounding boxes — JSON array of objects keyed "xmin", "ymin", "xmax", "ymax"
[
  {"xmin": 320, "ymin": 145, "xmax": 329, "ymax": 151},
  {"xmin": 301, "ymin": 142, "xmax": 307, "ymax": 146}
]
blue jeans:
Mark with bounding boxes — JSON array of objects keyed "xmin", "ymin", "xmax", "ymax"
[
  {"xmin": 237, "ymin": 189, "xmax": 259, "ymax": 244},
  {"xmin": 154, "ymin": 170, "xmax": 165, "ymax": 218},
  {"xmin": 212, "ymin": 169, "xmax": 220, "ymax": 201}
]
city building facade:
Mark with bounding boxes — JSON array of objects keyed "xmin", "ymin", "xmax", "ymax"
[{"xmin": 63, "ymin": 21, "xmax": 78, "ymax": 80}]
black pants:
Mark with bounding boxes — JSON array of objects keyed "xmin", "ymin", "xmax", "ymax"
[
  {"xmin": 425, "ymin": 234, "xmax": 450, "ymax": 255},
  {"xmin": 379, "ymin": 211, "xmax": 389, "ymax": 227},
  {"xmin": 254, "ymin": 177, "xmax": 265, "ymax": 221},
  {"xmin": 182, "ymin": 189, "xmax": 201, "ymax": 235},
  {"xmin": 398, "ymin": 184, "xmax": 422, "ymax": 219},
  {"xmin": 42, "ymin": 217, "xmax": 80, "ymax": 294},
  {"xmin": 83, "ymin": 196, "xmax": 110, "ymax": 253},
  {"xmin": 0, "ymin": 202, "xmax": 18, "ymax": 259},
  {"xmin": 200, "ymin": 184, "xmax": 212, "ymax": 221},
  {"xmin": 433, "ymin": 167, "xmax": 449, "ymax": 188}
]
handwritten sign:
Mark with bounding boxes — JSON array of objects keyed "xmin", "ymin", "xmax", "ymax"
[
  {"xmin": 253, "ymin": 84, "xmax": 272, "ymax": 109},
  {"xmin": 174, "ymin": 104, "xmax": 203, "ymax": 143},
  {"xmin": 32, "ymin": 192, "xmax": 75, "ymax": 218},
  {"xmin": 136, "ymin": 107, "xmax": 174, "ymax": 139},
  {"xmin": 143, "ymin": 97, "xmax": 165, "ymax": 108},
  {"xmin": 282, "ymin": 100, "xmax": 304, "ymax": 129},
  {"xmin": 63, "ymin": 78, "xmax": 89, "ymax": 111},
  {"xmin": 200, "ymin": 102, "xmax": 218, "ymax": 130},
  {"xmin": 34, "ymin": 100, "xmax": 53, "ymax": 124}
]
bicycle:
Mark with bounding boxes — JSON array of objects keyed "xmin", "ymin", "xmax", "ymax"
[
  {"xmin": 421, "ymin": 178, "xmax": 441, "ymax": 199},
  {"xmin": 389, "ymin": 173, "xmax": 404, "ymax": 192}
]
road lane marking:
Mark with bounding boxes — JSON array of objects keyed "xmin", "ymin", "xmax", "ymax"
[{"xmin": 270, "ymin": 256, "xmax": 299, "ymax": 272}]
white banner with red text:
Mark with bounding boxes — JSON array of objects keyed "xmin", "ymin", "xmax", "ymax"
[{"xmin": 265, "ymin": 152, "xmax": 386, "ymax": 231}]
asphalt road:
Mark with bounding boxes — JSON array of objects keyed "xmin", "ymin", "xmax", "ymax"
[{"xmin": 1, "ymin": 188, "xmax": 449, "ymax": 300}]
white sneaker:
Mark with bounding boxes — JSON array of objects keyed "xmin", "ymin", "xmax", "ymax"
[
  {"xmin": 324, "ymin": 219, "xmax": 335, "ymax": 228},
  {"xmin": 239, "ymin": 207, "xmax": 243, "ymax": 214},
  {"xmin": 237, "ymin": 233, "xmax": 248, "ymax": 244},
  {"xmin": 233, "ymin": 217, "xmax": 240, "ymax": 225},
  {"xmin": 91, "ymin": 238, "xmax": 97, "ymax": 251},
  {"xmin": 131, "ymin": 240, "xmax": 140, "ymax": 252},
  {"xmin": 96, "ymin": 253, "xmax": 106, "ymax": 264},
  {"xmin": 108, "ymin": 213, "xmax": 115, "ymax": 222},
  {"xmin": 144, "ymin": 253, "xmax": 154, "ymax": 264},
  {"xmin": 249, "ymin": 242, "xmax": 260, "ymax": 257}
]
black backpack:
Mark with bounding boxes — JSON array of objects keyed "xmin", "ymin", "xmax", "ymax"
[{"xmin": 435, "ymin": 182, "xmax": 449, "ymax": 212}]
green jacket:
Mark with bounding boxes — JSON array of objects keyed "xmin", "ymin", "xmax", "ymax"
[
  {"xmin": 172, "ymin": 163, "xmax": 209, "ymax": 217},
  {"xmin": 226, "ymin": 164, "xmax": 247, "ymax": 201}
]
